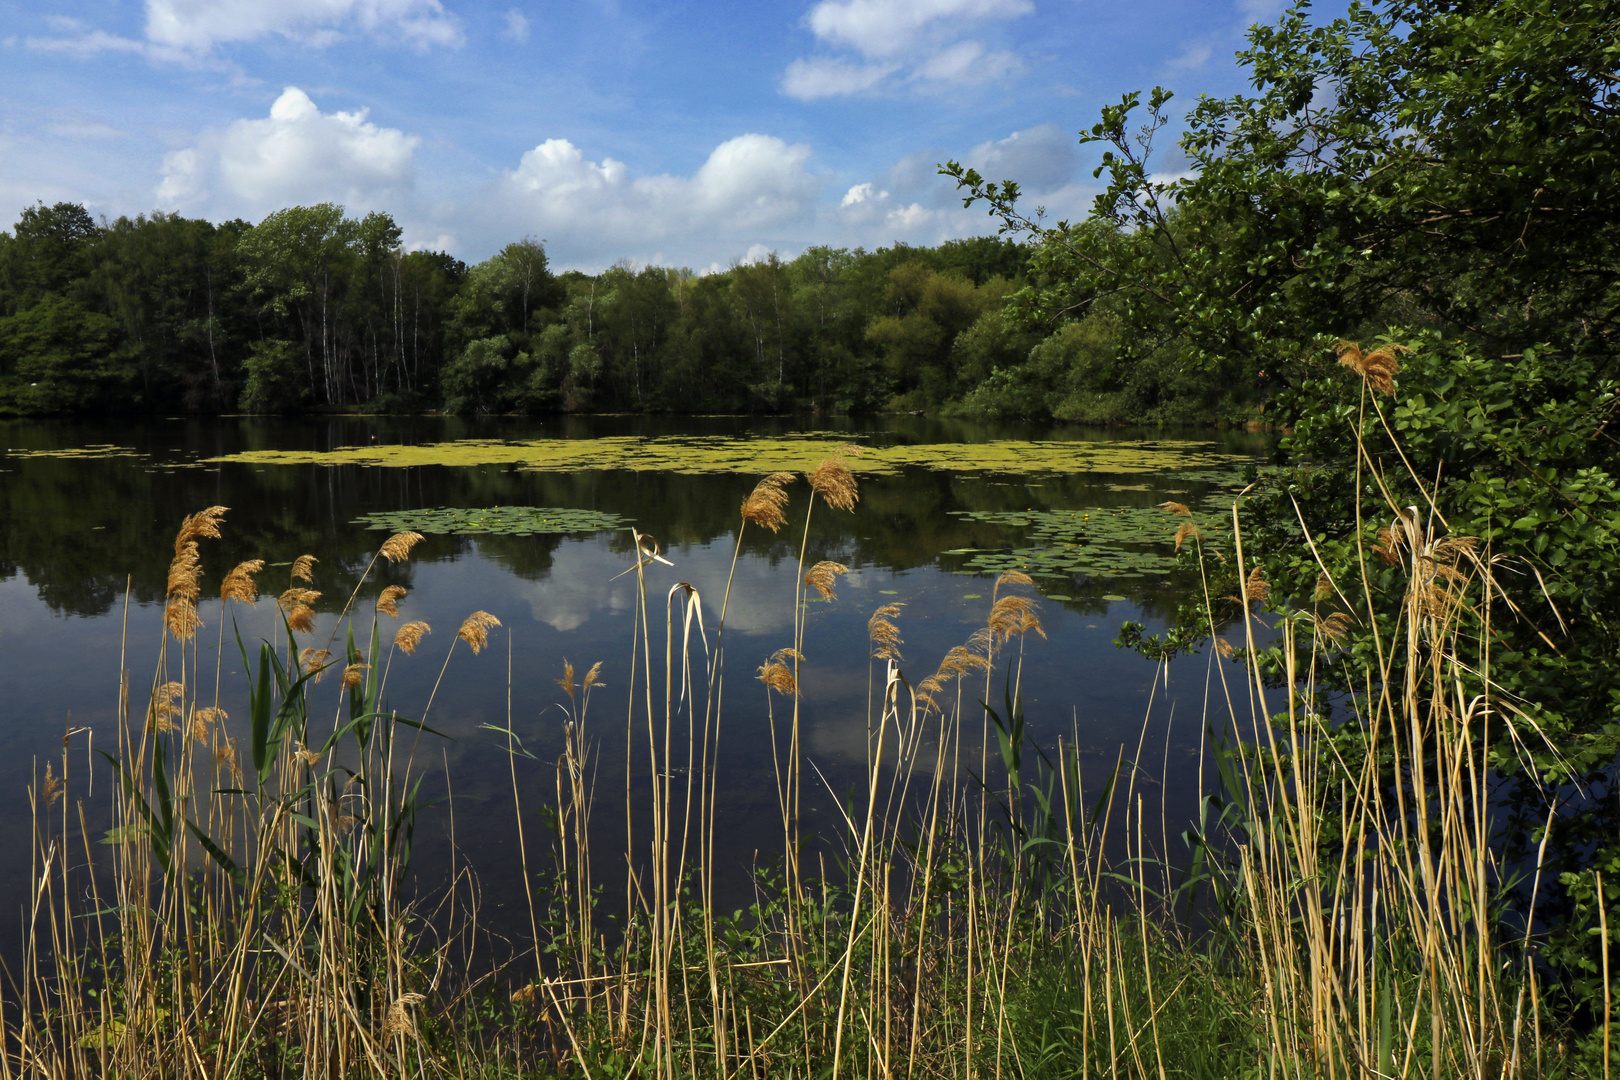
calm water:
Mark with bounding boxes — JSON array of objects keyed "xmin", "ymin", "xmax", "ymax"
[{"xmin": 0, "ymin": 415, "xmax": 1264, "ymax": 944}]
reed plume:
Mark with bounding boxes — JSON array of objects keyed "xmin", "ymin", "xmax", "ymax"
[
  {"xmin": 988, "ymin": 594, "xmax": 1045, "ymax": 646},
  {"xmin": 583, "ymin": 661, "xmax": 602, "ymax": 692},
  {"xmin": 395, "ymin": 621, "xmax": 430, "ymax": 654},
  {"xmin": 150, "ymin": 681, "xmax": 184, "ymax": 733},
  {"xmin": 1174, "ymin": 521, "xmax": 1201, "ymax": 552},
  {"xmin": 220, "ymin": 559, "xmax": 263, "ymax": 604},
  {"xmin": 1243, "ymin": 566, "xmax": 1269, "ymax": 604},
  {"xmin": 1158, "ymin": 500, "xmax": 1192, "ymax": 516},
  {"xmin": 457, "ymin": 611, "xmax": 501, "ymax": 655},
  {"xmin": 741, "ymin": 472, "xmax": 796, "ymax": 532},
  {"xmin": 868, "ymin": 603, "xmax": 904, "ymax": 662},
  {"xmin": 341, "ymin": 663, "xmax": 369, "ymax": 690},
  {"xmin": 290, "ymin": 554, "xmax": 318, "ymax": 583},
  {"xmin": 300, "ymin": 648, "xmax": 332, "ymax": 680},
  {"xmin": 380, "ymin": 531, "xmax": 426, "ymax": 563},
  {"xmin": 557, "ymin": 659, "xmax": 575, "ymax": 700},
  {"xmin": 174, "ymin": 506, "xmax": 227, "ymax": 552},
  {"xmin": 376, "ymin": 585, "xmax": 408, "ymax": 618},
  {"xmin": 757, "ymin": 648, "xmax": 803, "ymax": 696},
  {"xmin": 808, "ymin": 456, "xmax": 859, "ymax": 512},
  {"xmin": 803, "ymin": 560, "xmax": 848, "ymax": 602},
  {"xmin": 1335, "ymin": 338, "xmax": 1407, "ymax": 396}
]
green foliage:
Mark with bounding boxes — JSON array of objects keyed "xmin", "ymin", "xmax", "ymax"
[{"xmin": 0, "ymin": 294, "xmax": 137, "ymax": 413}]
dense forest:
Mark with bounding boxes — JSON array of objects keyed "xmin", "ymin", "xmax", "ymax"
[{"xmin": 0, "ymin": 203, "xmax": 1258, "ymax": 422}]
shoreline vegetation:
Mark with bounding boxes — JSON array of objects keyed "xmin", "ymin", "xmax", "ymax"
[
  {"xmin": 4, "ymin": 0, "xmax": 1618, "ymax": 1073},
  {"xmin": 5, "ymin": 407, "xmax": 1609, "ymax": 1077}
]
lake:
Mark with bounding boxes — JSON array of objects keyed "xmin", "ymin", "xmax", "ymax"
[{"xmin": 0, "ymin": 414, "xmax": 1264, "ymax": 945}]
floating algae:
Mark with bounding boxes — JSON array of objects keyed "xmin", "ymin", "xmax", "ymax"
[
  {"xmin": 947, "ymin": 496, "xmax": 1232, "ymax": 582},
  {"xmin": 208, "ymin": 434, "xmax": 1246, "ymax": 477},
  {"xmin": 5, "ymin": 444, "xmax": 142, "ymax": 460},
  {"xmin": 352, "ymin": 506, "xmax": 627, "ymax": 536}
]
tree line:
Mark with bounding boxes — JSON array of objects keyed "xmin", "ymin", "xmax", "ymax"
[{"xmin": 0, "ymin": 200, "xmax": 1266, "ymax": 422}]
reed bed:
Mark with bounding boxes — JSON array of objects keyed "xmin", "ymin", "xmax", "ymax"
[{"xmin": 1, "ymin": 426, "xmax": 1605, "ymax": 1077}]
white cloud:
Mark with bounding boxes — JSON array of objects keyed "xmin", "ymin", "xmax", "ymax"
[
  {"xmin": 781, "ymin": 56, "xmax": 899, "ymax": 99},
  {"xmin": 885, "ymin": 202, "xmax": 932, "ymax": 229},
  {"xmin": 498, "ymin": 133, "xmax": 820, "ymax": 250},
  {"xmin": 964, "ymin": 123, "xmax": 1077, "ymax": 192},
  {"xmin": 1166, "ymin": 41, "xmax": 1213, "ymax": 71},
  {"xmin": 145, "ymin": 0, "xmax": 461, "ymax": 51},
  {"xmin": 913, "ymin": 39, "xmax": 1019, "ymax": 82},
  {"xmin": 783, "ymin": 0, "xmax": 1029, "ymax": 98},
  {"xmin": 840, "ymin": 182, "xmax": 886, "ymax": 208},
  {"xmin": 502, "ymin": 8, "xmax": 530, "ymax": 43},
  {"xmin": 157, "ymin": 87, "xmax": 419, "ymax": 216},
  {"xmin": 805, "ymin": 0, "xmax": 1031, "ymax": 58}
]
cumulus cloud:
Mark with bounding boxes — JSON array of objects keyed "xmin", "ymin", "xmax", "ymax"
[
  {"xmin": 781, "ymin": 56, "xmax": 899, "ymax": 99},
  {"xmin": 147, "ymin": 0, "xmax": 461, "ymax": 50},
  {"xmin": 497, "ymin": 133, "xmax": 820, "ymax": 252},
  {"xmin": 805, "ymin": 0, "xmax": 1031, "ymax": 58},
  {"xmin": 30, "ymin": 0, "xmax": 461, "ymax": 55},
  {"xmin": 913, "ymin": 39, "xmax": 1018, "ymax": 82},
  {"xmin": 157, "ymin": 87, "xmax": 419, "ymax": 216},
  {"xmin": 783, "ymin": 0, "xmax": 1030, "ymax": 97},
  {"xmin": 964, "ymin": 123, "xmax": 1078, "ymax": 192}
]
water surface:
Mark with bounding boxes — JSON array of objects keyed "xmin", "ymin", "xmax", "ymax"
[{"xmin": 0, "ymin": 415, "xmax": 1265, "ymax": 942}]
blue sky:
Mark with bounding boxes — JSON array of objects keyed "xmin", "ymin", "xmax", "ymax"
[{"xmin": 0, "ymin": 0, "xmax": 1338, "ymax": 270}]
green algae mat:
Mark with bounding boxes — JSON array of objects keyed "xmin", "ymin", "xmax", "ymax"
[
  {"xmin": 207, "ymin": 434, "xmax": 1244, "ymax": 477},
  {"xmin": 353, "ymin": 506, "xmax": 626, "ymax": 536}
]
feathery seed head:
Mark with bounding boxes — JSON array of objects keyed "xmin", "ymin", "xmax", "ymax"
[
  {"xmin": 300, "ymin": 648, "xmax": 332, "ymax": 680},
  {"xmin": 380, "ymin": 531, "xmax": 425, "ymax": 563},
  {"xmin": 1158, "ymin": 501, "xmax": 1192, "ymax": 516},
  {"xmin": 1214, "ymin": 637, "xmax": 1236, "ymax": 659},
  {"xmin": 557, "ymin": 659, "xmax": 575, "ymax": 700},
  {"xmin": 221, "ymin": 559, "xmax": 264, "ymax": 604},
  {"xmin": 1173, "ymin": 521, "xmax": 1202, "ymax": 552},
  {"xmin": 583, "ymin": 661, "xmax": 602, "ymax": 692},
  {"xmin": 1372, "ymin": 525, "xmax": 1403, "ymax": 566},
  {"xmin": 376, "ymin": 585, "xmax": 408, "ymax": 618},
  {"xmin": 1335, "ymin": 339, "xmax": 1407, "ymax": 397},
  {"xmin": 1319, "ymin": 611, "xmax": 1354, "ymax": 643},
  {"xmin": 42, "ymin": 763, "xmax": 62, "ymax": 808},
  {"xmin": 383, "ymin": 993, "xmax": 427, "ymax": 1039},
  {"xmin": 1314, "ymin": 573, "xmax": 1333, "ymax": 601},
  {"xmin": 294, "ymin": 743, "xmax": 322, "ymax": 768},
  {"xmin": 167, "ymin": 544, "xmax": 203, "ymax": 603},
  {"xmin": 279, "ymin": 587, "xmax": 322, "ymax": 610},
  {"xmin": 756, "ymin": 647, "xmax": 803, "ymax": 696},
  {"xmin": 808, "ymin": 456, "xmax": 859, "ymax": 513},
  {"xmin": 803, "ymin": 560, "xmax": 848, "ymax": 602},
  {"xmin": 868, "ymin": 602, "xmax": 904, "ymax": 661},
  {"xmin": 286, "ymin": 604, "xmax": 316, "ymax": 636},
  {"xmin": 290, "ymin": 555, "xmax": 318, "ymax": 583},
  {"xmin": 174, "ymin": 506, "xmax": 227, "ymax": 555},
  {"xmin": 741, "ymin": 472, "xmax": 796, "ymax": 532},
  {"xmin": 341, "ymin": 663, "xmax": 369, "ymax": 690},
  {"xmin": 1244, "ymin": 567, "xmax": 1270, "ymax": 605},
  {"xmin": 395, "ymin": 621, "xmax": 430, "ymax": 654},
  {"xmin": 457, "ymin": 611, "xmax": 501, "ymax": 655},
  {"xmin": 992, "ymin": 570, "xmax": 1034, "ymax": 602},
  {"xmin": 164, "ymin": 598, "xmax": 202, "ymax": 641},
  {"xmin": 219, "ymin": 739, "xmax": 242, "ymax": 782},
  {"xmin": 988, "ymin": 594, "xmax": 1045, "ymax": 646}
]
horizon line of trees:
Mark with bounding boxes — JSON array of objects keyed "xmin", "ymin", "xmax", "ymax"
[{"xmin": 0, "ymin": 201, "xmax": 1261, "ymax": 423}]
